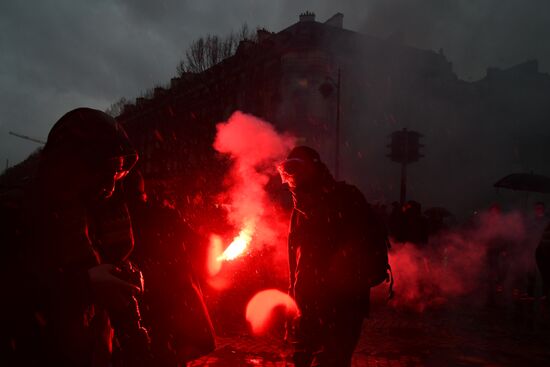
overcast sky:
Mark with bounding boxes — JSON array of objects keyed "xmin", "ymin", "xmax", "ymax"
[{"xmin": 1, "ymin": 0, "xmax": 549, "ymax": 167}]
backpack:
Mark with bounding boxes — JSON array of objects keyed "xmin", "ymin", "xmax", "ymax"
[{"xmin": 336, "ymin": 182, "xmax": 394, "ymax": 298}]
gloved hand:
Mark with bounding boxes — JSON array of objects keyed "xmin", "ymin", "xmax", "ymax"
[{"xmin": 88, "ymin": 264, "xmax": 141, "ymax": 311}]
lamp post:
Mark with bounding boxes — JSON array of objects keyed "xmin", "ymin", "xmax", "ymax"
[{"xmin": 319, "ymin": 68, "xmax": 341, "ymax": 180}]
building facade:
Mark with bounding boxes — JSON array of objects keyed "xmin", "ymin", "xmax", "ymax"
[{"xmin": 118, "ymin": 12, "xmax": 550, "ymax": 218}]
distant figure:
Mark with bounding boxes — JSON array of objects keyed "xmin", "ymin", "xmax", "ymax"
[
  {"xmin": 123, "ymin": 170, "xmax": 215, "ymax": 366},
  {"xmin": 388, "ymin": 201, "xmax": 405, "ymax": 242},
  {"xmin": 535, "ymin": 202, "xmax": 550, "ymax": 299},
  {"xmin": 0, "ymin": 108, "xmax": 144, "ymax": 366},
  {"xmin": 534, "ymin": 202, "xmax": 547, "ymax": 221},
  {"xmin": 401, "ymin": 200, "xmax": 429, "ymax": 246},
  {"xmin": 484, "ymin": 203, "xmax": 515, "ymax": 306},
  {"xmin": 424, "ymin": 207, "xmax": 453, "ymax": 237},
  {"xmin": 388, "ymin": 201, "xmax": 429, "ymax": 245},
  {"xmin": 523, "ymin": 202, "xmax": 548, "ymax": 297},
  {"xmin": 278, "ymin": 146, "xmax": 390, "ymax": 367}
]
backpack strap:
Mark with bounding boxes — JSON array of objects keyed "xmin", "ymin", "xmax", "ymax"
[
  {"xmin": 387, "ymin": 264, "xmax": 394, "ymax": 300},
  {"xmin": 384, "ymin": 237, "xmax": 394, "ymax": 300},
  {"xmin": 287, "ymin": 208, "xmax": 299, "ymax": 296}
]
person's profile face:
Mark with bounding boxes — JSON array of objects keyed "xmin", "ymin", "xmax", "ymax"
[
  {"xmin": 96, "ymin": 158, "xmax": 126, "ymax": 199},
  {"xmin": 277, "ymin": 158, "xmax": 315, "ymax": 189},
  {"xmin": 69, "ymin": 156, "xmax": 129, "ymax": 202}
]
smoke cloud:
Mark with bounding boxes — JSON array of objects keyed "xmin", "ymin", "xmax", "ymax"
[
  {"xmin": 380, "ymin": 210, "xmax": 540, "ymax": 312},
  {"xmin": 213, "ymin": 110, "xmax": 295, "ymax": 237},
  {"xmin": 207, "ymin": 111, "xmax": 295, "ymax": 288}
]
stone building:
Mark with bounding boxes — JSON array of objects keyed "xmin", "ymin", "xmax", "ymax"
[{"xmin": 118, "ymin": 12, "xmax": 550, "ymax": 218}]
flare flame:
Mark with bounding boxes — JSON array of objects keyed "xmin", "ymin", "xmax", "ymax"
[{"xmin": 217, "ymin": 224, "xmax": 254, "ymax": 262}]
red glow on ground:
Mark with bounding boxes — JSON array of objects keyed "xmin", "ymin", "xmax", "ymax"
[{"xmin": 245, "ymin": 289, "xmax": 299, "ymax": 335}]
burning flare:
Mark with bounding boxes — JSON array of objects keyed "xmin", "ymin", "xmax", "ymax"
[
  {"xmin": 206, "ymin": 223, "xmax": 255, "ymax": 289},
  {"xmin": 217, "ymin": 224, "xmax": 254, "ymax": 262},
  {"xmin": 216, "ymin": 223, "xmax": 254, "ymax": 261}
]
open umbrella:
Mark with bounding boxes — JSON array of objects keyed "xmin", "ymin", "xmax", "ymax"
[{"xmin": 494, "ymin": 173, "xmax": 550, "ymax": 194}]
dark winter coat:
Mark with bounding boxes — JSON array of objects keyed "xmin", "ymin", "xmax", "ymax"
[
  {"xmin": 128, "ymin": 199, "xmax": 215, "ymax": 365},
  {"xmin": 288, "ymin": 181, "xmax": 383, "ymax": 316},
  {"xmin": 0, "ymin": 185, "xmax": 121, "ymax": 367},
  {"xmin": 1, "ymin": 107, "xmax": 138, "ymax": 366},
  {"xmin": 537, "ymin": 221, "xmax": 550, "ymax": 296}
]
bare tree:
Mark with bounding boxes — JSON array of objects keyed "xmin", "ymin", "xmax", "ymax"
[
  {"xmin": 105, "ymin": 97, "xmax": 129, "ymax": 117},
  {"xmin": 105, "ymin": 24, "xmax": 261, "ymax": 114},
  {"xmin": 177, "ymin": 23, "xmax": 257, "ymax": 75},
  {"xmin": 237, "ymin": 23, "xmax": 251, "ymax": 42}
]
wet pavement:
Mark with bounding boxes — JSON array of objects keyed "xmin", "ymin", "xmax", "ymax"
[{"xmin": 189, "ymin": 299, "xmax": 550, "ymax": 366}]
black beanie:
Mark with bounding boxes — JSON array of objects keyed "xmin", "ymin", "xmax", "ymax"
[{"xmin": 287, "ymin": 146, "xmax": 320, "ymax": 163}]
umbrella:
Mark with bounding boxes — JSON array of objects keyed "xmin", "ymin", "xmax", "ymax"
[{"xmin": 494, "ymin": 173, "xmax": 550, "ymax": 194}]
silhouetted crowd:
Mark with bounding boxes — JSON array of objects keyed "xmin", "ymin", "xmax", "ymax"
[{"xmin": 384, "ymin": 199, "xmax": 550, "ymax": 312}]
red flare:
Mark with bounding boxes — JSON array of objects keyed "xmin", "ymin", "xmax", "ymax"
[{"xmin": 217, "ymin": 225, "xmax": 253, "ymax": 262}]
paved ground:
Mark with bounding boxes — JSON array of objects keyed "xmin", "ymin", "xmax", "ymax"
[{"xmin": 188, "ymin": 298, "xmax": 550, "ymax": 366}]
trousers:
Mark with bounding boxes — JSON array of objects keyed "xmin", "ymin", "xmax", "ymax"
[{"xmin": 292, "ymin": 300, "xmax": 364, "ymax": 367}]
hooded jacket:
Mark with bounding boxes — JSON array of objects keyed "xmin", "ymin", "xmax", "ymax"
[{"xmin": 1, "ymin": 108, "xmax": 137, "ymax": 367}]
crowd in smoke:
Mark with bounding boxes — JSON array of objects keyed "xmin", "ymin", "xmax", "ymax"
[{"xmin": 380, "ymin": 207, "xmax": 543, "ymax": 312}]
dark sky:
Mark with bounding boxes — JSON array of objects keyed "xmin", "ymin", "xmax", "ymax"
[{"xmin": 1, "ymin": 0, "xmax": 549, "ymax": 167}]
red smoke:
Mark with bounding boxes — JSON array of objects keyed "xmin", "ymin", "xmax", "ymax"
[
  {"xmin": 382, "ymin": 210, "xmax": 529, "ymax": 312},
  {"xmin": 207, "ymin": 111, "xmax": 295, "ymax": 289},
  {"xmin": 245, "ymin": 289, "xmax": 299, "ymax": 335}
]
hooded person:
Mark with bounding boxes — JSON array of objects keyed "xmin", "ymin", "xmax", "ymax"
[
  {"xmin": 0, "ymin": 108, "xmax": 144, "ymax": 367},
  {"xmin": 537, "ymin": 222, "xmax": 550, "ymax": 299},
  {"xmin": 279, "ymin": 146, "xmax": 390, "ymax": 367}
]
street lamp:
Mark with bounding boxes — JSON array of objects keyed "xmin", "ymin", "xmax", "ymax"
[{"xmin": 319, "ymin": 68, "xmax": 341, "ymax": 180}]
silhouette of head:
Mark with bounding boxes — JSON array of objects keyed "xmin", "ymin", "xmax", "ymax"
[
  {"xmin": 41, "ymin": 108, "xmax": 138, "ymax": 201},
  {"xmin": 278, "ymin": 146, "xmax": 323, "ymax": 189}
]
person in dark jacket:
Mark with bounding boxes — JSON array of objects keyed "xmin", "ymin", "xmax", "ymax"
[
  {"xmin": 122, "ymin": 170, "xmax": 215, "ymax": 366},
  {"xmin": 537, "ymin": 221, "xmax": 550, "ymax": 299},
  {"xmin": 401, "ymin": 200, "xmax": 429, "ymax": 246},
  {"xmin": 279, "ymin": 146, "xmax": 385, "ymax": 367},
  {"xmin": 0, "ymin": 108, "xmax": 142, "ymax": 367}
]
